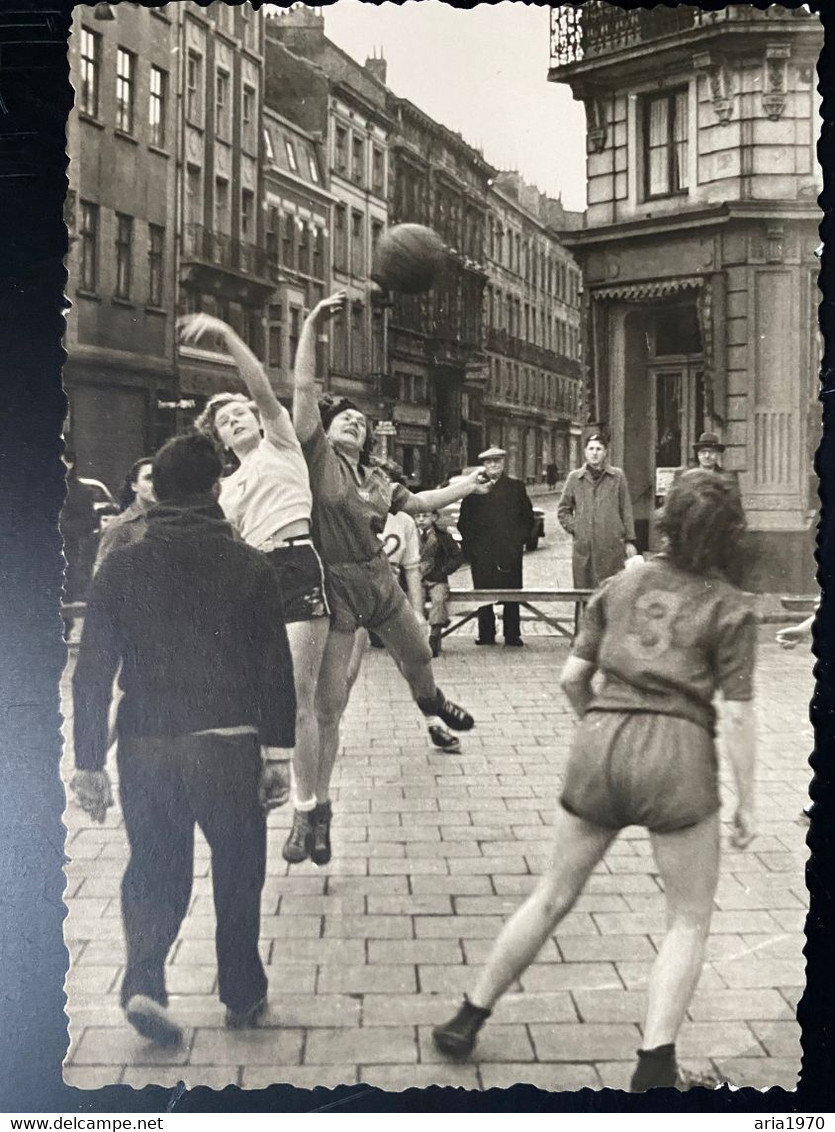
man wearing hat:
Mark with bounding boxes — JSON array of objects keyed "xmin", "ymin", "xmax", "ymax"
[
  {"xmin": 458, "ymin": 446, "xmax": 534, "ymax": 647},
  {"xmin": 558, "ymin": 433, "xmax": 637, "ymax": 589},
  {"xmin": 677, "ymin": 432, "xmax": 741, "ymax": 497}
]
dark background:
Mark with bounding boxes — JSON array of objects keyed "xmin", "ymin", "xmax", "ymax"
[{"xmin": 0, "ymin": 0, "xmax": 832, "ymax": 1115}]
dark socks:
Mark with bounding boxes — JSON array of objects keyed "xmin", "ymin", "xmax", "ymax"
[{"xmin": 630, "ymin": 1044, "xmax": 677, "ymax": 1092}]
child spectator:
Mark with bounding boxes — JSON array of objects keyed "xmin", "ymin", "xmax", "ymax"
[{"xmin": 415, "ymin": 511, "xmax": 464, "ymax": 658}]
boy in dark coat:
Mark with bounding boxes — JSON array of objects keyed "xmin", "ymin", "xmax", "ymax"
[{"xmin": 415, "ymin": 510, "xmax": 465, "ymax": 657}]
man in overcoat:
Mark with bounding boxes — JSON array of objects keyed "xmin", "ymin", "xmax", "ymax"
[
  {"xmin": 558, "ymin": 434, "xmax": 637, "ymax": 589},
  {"xmin": 458, "ymin": 446, "xmax": 534, "ymax": 647}
]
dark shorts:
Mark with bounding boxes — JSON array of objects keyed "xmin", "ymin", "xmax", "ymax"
[
  {"xmin": 560, "ymin": 710, "xmax": 720, "ymax": 834},
  {"xmin": 325, "ymin": 555, "xmax": 432, "ymax": 666},
  {"xmin": 266, "ymin": 543, "xmax": 329, "ymax": 624}
]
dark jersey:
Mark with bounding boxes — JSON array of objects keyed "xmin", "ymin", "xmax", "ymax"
[{"xmin": 573, "ymin": 555, "xmax": 756, "ymax": 734}]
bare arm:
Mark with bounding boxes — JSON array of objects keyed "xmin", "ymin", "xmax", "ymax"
[
  {"xmin": 776, "ymin": 613, "xmax": 815, "ymax": 648},
  {"xmin": 403, "ymin": 564, "xmax": 424, "ymax": 615},
  {"xmin": 400, "ymin": 470, "xmax": 490, "ymax": 515},
  {"xmin": 718, "ymin": 697, "xmax": 757, "ymax": 848},
  {"xmin": 293, "ymin": 291, "xmax": 347, "ymax": 442},
  {"xmin": 560, "ymin": 655, "xmax": 596, "ymax": 719},
  {"xmin": 178, "ymin": 313, "xmax": 294, "ymax": 447}
]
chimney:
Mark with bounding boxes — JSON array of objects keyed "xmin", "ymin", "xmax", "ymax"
[{"xmin": 365, "ymin": 48, "xmax": 387, "ymax": 86}]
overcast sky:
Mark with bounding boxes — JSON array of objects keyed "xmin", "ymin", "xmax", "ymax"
[{"xmin": 316, "ymin": 1, "xmax": 588, "ymax": 210}]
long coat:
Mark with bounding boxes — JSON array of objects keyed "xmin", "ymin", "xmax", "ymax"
[
  {"xmin": 458, "ymin": 474, "xmax": 534, "ymax": 588},
  {"xmin": 557, "ymin": 464, "xmax": 636, "ymax": 589}
]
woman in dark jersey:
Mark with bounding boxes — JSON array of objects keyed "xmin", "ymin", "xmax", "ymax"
[{"xmin": 432, "ymin": 470, "xmax": 758, "ymax": 1093}]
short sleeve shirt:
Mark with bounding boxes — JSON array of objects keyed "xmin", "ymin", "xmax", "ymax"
[
  {"xmin": 380, "ymin": 510, "xmax": 421, "ymax": 571},
  {"xmin": 573, "ymin": 555, "xmax": 756, "ymax": 734},
  {"xmin": 301, "ymin": 423, "xmax": 410, "ymax": 565},
  {"xmin": 219, "ymin": 436, "xmax": 312, "ymax": 549}
]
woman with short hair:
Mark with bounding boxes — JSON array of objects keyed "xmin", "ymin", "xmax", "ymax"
[{"xmin": 433, "ymin": 469, "xmax": 758, "ymax": 1093}]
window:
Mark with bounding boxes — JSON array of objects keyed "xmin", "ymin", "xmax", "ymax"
[
  {"xmin": 371, "ymin": 219, "xmax": 383, "ymax": 258},
  {"xmin": 298, "ymin": 218, "xmax": 310, "ymax": 276},
  {"xmin": 148, "ymin": 224, "xmax": 164, "ymax": 306},
  {"xmin": 372, "ymin": 146, "xmax": 385, "ymax": 195},
  {"xmin": 149, "ymin": 66, "xmax": 167, "ymax": 148},
  {"xmin": 241, "ymin": 189, "xmax": 254, "ymax": 244},
  {"xmin": 351, "ymin": 135, "xmax": 364, "ymax": 186},
  {"xmin": 285, "ymin": 139, "xmax": 298, "ymax": 174},
  {"xmin": 371, "ymin": 307, "xmax": 384, "ymax": 372},
  {"xmin": 282, "ymin": 212, "xmax": 294, "ymax": 267},
  {"xmin": 308, "ymin": 153, "xmax": 320, "ymax": 184},
  {"xmin": 186, "ymin": 51, "xmax": 203, "ymax": 124},
  {"xmin": 268, "ymin": 302, "xmax": 283, "ymax": 369},
  {"xmin": 78, "ymin": 200, "xmax": 98, "ymax": 292},
  {"xmin": 350, "ymin": 210, "xmax": 364, "ymax": 276},
  {"xmin": 214, "ymin": 177, "xmax": 230, "ymax": 235},
  {"xmin": 312, "ymin": 226, "xmax": 324, "ymax": 280},
  {"xmin": 264, "ymin": 127, "xmax": 275, "ymax": 164},
  {"xmin": 350, "ymin": 303, "xmax": 365, "ymax": 373},
  {"xmin": 644, "ymin": 89, "xmax": 689, "ymax": 198},
  {"xmin": 288, "ymin": 306, "xmax": 301, "ymax": 368},
  {"xmin": 215, "ymin": 69, "xmax": 231, "ymax": 141},
  {"xmin": 185, "ymin": 165, "xmax": 202, "ymax": 227},
  {"xmin": 332, "ymin": 309, "xmax": 348, "ymax": 371},
  {"xmin": 266, "ymin": 207, "xmax": 279, "ymax": 270},
  {"xmin": 116, "ymin": 48, "xmax": 136, "ymax": 133},
  {"xmin": 334, "ymin": 124, "xmax": 348, "ymax": 174},
  {"xmin": 115, "ymin": 213, "xmax": 133, "ymax": 299},
  {"xmin": 242, "ymin": 85, "xmax": 256, "ymax": 152},
  {"xmin": 78, "ymin": 28, "xmax": 100, "ymax": 117},
  {"xmin": 334, "ymin": 205, "xmax": 347, "ymax": 272}
]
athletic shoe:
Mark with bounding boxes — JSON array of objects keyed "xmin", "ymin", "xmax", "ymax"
[
  {"xmin": 418, "ymin": 688, "xmax": 474, "ymax": 732},
  {"xmin": 432, "ymin": 996, "xmax": 492, "ymax": 1058},
  {"xmin": 310, "ymin": 800, "xmax": 333, "ymax": 866},
  {"xmin": 675, "ymin": 1067, "xmax": 725, "ymax": 1091},
  {"xmin": 282, "ymin": 809, "xmax": 313, "ymax": 864},
  {"xmin": 428, "ymin": 724, "xmax": 461, "ymax": 754},
  {"xmin": 225, "ymin": 996, "xmax": 268, "ymax": 1030},
  {"xmin": 125, "ymin": 995, "xmax": 184, "ymax": 1047}
]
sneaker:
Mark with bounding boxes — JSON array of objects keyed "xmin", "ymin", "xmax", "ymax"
[
  {"xmin": 225, "ymin": 996, "xmax": 268, "ymax": 1030},
  {"xmin": 428, "ymin": 724, "xmax": 461, "ymax": 754},
  {"xmin": 282, "ymin": 808, "xmax": 313, "ymax": 864},
  {"xmin": 675, "ymin": 1067, "xmax": 725, "ymax": 1091},
  {"xmin": 418, "ymin": 688, "xmax": 474, "ymax": 732},
  {"xmin": 310, "ymin": 800, "xmax": 333, "ymax": 867},
  {"xmin": 125, "ymin": 995, "xmax": 184, "ymax": 1047},
  {"xmin": 432, "ymin": 996, "xmax": 492, "ymax": 1059}
]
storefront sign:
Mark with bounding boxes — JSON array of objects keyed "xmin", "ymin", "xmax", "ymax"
[
  {"xmin": 393, "ymin": 404, "xmax": 432, "ymax": 428},
  {"xmin": 374, "ymin": 420, "xmax": 397, "ymax": 437},
  {"xmin": 157, "ymin": 398, "xmax": 198, "ymax": 411}
]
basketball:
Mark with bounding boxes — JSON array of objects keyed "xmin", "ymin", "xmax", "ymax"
[{"xmin": 371, "ymin": 224, "xmax": 445, "ymax": 294}]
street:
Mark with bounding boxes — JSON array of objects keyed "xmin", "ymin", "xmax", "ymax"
[{"xmin": 61, "ymin": 510, "xmax": 812, "ymax": 1093}]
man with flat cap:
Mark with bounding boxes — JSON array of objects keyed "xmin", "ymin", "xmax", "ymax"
[
  {"xmin": 458, "ymin": 446, "xmax": 534, "ymax": 647},
  {"xmin": 558, "ymin": 432, "xmax": 637, "ymax": 589}
]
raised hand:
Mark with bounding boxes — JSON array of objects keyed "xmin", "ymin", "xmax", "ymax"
[
  {"xmin": 309, "ymin": 290, "xmax": 347, "ymax": 324},
  {"xmin": 177, "ymin": 312, "xmax": 231, "ymax": 347}
]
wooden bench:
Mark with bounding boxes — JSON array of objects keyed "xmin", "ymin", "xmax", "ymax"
[{"xmin": 442, "ymin": 588, "xmax": 593, "ymax": 640}]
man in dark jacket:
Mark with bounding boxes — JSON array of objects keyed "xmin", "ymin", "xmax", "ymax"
[
  {"xmin": 458, "ymin": 446, "xmax": 534, "ymax": 647},
  {"xmin": 71, "ymin": 434, "xmax": 296, "ymax": 1046}
]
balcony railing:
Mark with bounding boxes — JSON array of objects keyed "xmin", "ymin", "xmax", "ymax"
[
  {"xmin": 486, "ymin": 328, "xmax": 582, "ymax": 379},
  {"xmin": 550, "ymin": 3, "xmax": 815, "ymax": 69},
  {"xmin": 182, "ymin": 223, "xmax": 268, "ymax": 279}
]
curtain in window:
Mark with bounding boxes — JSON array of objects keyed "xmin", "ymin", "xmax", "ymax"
[
  {"xmin": 673, "ymin": 91, "xmax": 689, "ymax": 190},
  {"xmin": 647, "ymin": 97, "xmax": 669, "ymax": 196}
]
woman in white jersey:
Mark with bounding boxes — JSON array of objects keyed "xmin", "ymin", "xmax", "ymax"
[{"xmin": 179, "ymin": 313, "xmax": 329, "ymax": 868}]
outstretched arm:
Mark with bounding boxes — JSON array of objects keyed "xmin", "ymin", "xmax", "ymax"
[
  {"xmin": 400, "ymin": 470, "xmax": 491, "ymax": 516},
  {"xmin": 293, "ymin": 291, "xmax": 347, "ymax": 442},
  {"xmin": 178, "ymin": 313, "xmax": 294, "ymax": 448}
]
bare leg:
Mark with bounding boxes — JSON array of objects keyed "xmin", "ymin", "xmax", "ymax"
[
  {"xmin": 470, "ymin": 808, "xmax": 617, "ymax": 1009},
  {"xmin": 313, "ymin": 628, "xmax": 357, "ymax": 802},
  {"xmin": 284, "ymin": 617, "xmax": 330, "ymax": 802},
  {"xmin": 642, "ymin": 813, "xmax": 720, "ymax": 1049},
  {"xmin": 375, "ymin": 605, "xmax": 436, "ymax": 702},
  {"xmin": 344, "ymin": 629, "xmax": 368, "ymax": 698}
]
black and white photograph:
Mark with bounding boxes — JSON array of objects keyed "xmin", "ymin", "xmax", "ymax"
[{"xmin": 57, "ymin": 0, "xmax": 823, "ymax": 1101}]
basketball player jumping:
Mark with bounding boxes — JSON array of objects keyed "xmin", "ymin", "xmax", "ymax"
[{"xmin": 432, "ymin": 469, "xmax": 757, "ymax": 1093}]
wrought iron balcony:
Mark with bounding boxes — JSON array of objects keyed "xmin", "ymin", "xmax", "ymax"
[
  {"xmin": 550, "ymin": 2, "xmax": 815, "ymax": 70},
  {"xmin": 182, "ymin": 223, "xmax": 269, "ymax": 279},
  {"xmin": 486, "ymin": 328, "xmax": 582, "ymax": 379}
]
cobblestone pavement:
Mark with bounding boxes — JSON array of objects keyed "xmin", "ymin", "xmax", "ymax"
[{"xmin": 61, "ymin": 517, "xmax": 813, "ymax": 1093}]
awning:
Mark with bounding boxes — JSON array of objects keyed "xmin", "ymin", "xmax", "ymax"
[{"xmin": 591, "ymin": 276, "xmax": 704, "ymax": 302}]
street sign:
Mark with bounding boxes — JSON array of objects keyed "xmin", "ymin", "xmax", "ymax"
[{"xmin": 374, "ymin": 421, "xmax": 397, "ymax": 436}]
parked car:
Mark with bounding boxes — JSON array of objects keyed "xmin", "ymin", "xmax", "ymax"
[
  {"xmin": 78, "ymin": 477, "xmax": 120, "ymax": 531},
  {"xmin": 439, "ymin": 470, "xmax": 545, "ymax": 552}
]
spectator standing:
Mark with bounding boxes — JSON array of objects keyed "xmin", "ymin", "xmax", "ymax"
[
  {"xmin": 558, "ymin": 434, "xmax": 637, "ymax": 588},
  {"xmin": 61, "ymin": 448, "xmax": 98, "ymax": 640},
  {"xmin": 70, "ymin": 434, "xmax": 296, "ymax": 1045},
  {"xmin": 415, "ymin": 511, "xmax": 464, "ymax": 658},
  {"xmin": 94, "ymin": 457, "xmax": 155, "ymax": 572},
  {"xmin": 458, "ymin": 446, "xmax": 534, "ymax": 647},
  {"xmin": 546, "ymin": 462, "xmax": 559, "ymax": 492}
]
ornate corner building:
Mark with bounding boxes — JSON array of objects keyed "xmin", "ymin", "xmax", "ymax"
[{"xmin": 549, "ymin": 3, "xmax": 822, "ymax": 592}]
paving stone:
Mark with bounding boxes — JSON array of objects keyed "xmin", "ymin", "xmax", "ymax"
[
  {"xmin": 614, "ymin": 961, "xmax": 726, "ymax": 992},
  {"xmin": 592, "ymin": 1060, "xmax": 637, "ymax": 1091},
  {"xmin": 688, "ymin": 989, "xmax": 791, "ymax": 1022},
  {"xmin": 266, "ymin": 994, "xmax": 361, "ymax": 1029},
  {"xmin": 360, "ymin": 1064, "xmax": 480, "ymax": 1091},
  {"xmin": 480, "ymin": 1062, "xmax": 599, "ymax": 1092},
  {"xmin": 326, "ymin": 875, "xmax": 409, "ymax": 896},
  {"xmin": 305, "ymin": 1026, "xmax": 418, "ymax": 1066},
  {"xmin": 164, "ymin": 966, "xmax": 218, "ymax": 996},
  {"xmin": 63, "ymin": 1066, "xmax": 122, "ymax": 1091},
  {"xmin": 461, "ymin": 936, "xmax": 559, "ymax": 966},
  {"xmin": 712, "ymin": 956, "xmax": 805, "ymax": 988},
  {"xmin": 592, "ymin": 911, "xmax": 667, "ymax": 935},
  {"xmin": 65, "ymin": 966, "xmax": 122, "ymax": 996},
  {"xmin": 124, "ymin": 1066, "xmax": 240, "ymax": 1091},
  {"xmin": 520, "ymin": 963, "xmax": 621, "ymax": 994},
  {"xmin": 419, "ymin": 1023, "xmax": 535, "ymax": 1064},
  {"xmin": 367, "ymin": 894, "xmax": 452, "ymax": 916},
  {"xmin": 749, "ymin": 1020, "xmax": 802, "ymax": 1058},
  {"xmin": 323, "ymin": 915, "xmax": 414, "ymax": 940},
  {"xmin": 279, "ymin": 895, "xmax": 365, "ymax": 917},
  {"xmin": 556, "ymin": 935, "xmax": 654, "ymax": 963},
  {"xmin": 361, "ymin": 993, "xmax": 460, "ymax": 1027},
  {"xmin": 572, "ymin": 990, "xmax": 649, "ymax": 1024},
  {"xmin": 491, "ymin": 991, "xmax": 577, "ymax": 1025},
  {"xmin": 529, "ymin": 1022, "xmax": 639, "ymax": 1062},
  {"xmin": 257, "ymin": 916, "xmax": 323, "ymax": 939},
  {"xmin": 266, "ymin": 940, "xmax": 365, "ymax": 966},
  {"xmin": 242, "ymin": 1065, "xmax": 359, "ymax": 1089},
  {"xmin": 189, "ymin": 1027, "xmax": 304, "ymax": 1066},
  {"xmin": 72, "ymin": 1026, "xmax": 193, "ymax": 1067},
  {"xmin": 410, "ymin": 876, "xmax": 493, "ymax": 896},
  {"xmin": 678, "ymin": 1021, "xmax": 763, "ymax": 1058},
  {"xmin": 369, "ymin": 858, "xmax": 448, "ymax": 876},
  {"xmin": 712, "ymin": 1057, "xmax": 800, "ymax": 1091},
  {"xmin": 317, "ymin": 964, "xmax": 417, "ymax": 995},
  {"xmin": 368, "ymin": 939, "xmax": 463, "ymax": 965}
]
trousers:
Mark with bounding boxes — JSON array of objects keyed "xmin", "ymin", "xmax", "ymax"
[
  {"xmin": 470, "ymin": 554, "xmax": 523, "ymax": 642},
  {"xmin": 117, "ymin": 732, "xmax": 267, "ymax": 1014}
]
